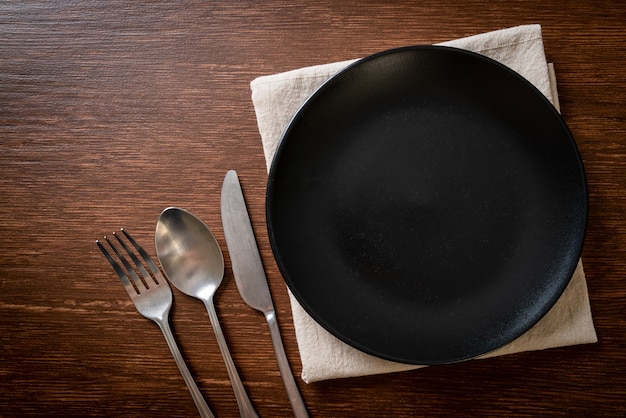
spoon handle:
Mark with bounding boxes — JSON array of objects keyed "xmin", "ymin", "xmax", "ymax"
[
  {"xmin": 203, "ymin": 298, "xmax": 259, "ymax": 418},
  {"xmin": 265, "ymin": 309, "xmax": 309, "ymax": 418},
  {"xmin": 157, "ymin": 318, "xmax": 216, "ymax": 418}
]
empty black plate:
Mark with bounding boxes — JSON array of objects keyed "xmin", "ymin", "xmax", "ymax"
[{"xmin": 266, "ymin": 46, "xmax": 587, "ymax": 365}]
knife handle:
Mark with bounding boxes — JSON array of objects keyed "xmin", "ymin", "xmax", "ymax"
[{"xmin": 265, "ymin": 310, "xmax": 309, "ymax": 418}]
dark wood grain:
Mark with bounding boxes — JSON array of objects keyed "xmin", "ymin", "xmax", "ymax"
[{"xmin": 1, "ymin": 1, "xmax": 625, "ymax": 416}]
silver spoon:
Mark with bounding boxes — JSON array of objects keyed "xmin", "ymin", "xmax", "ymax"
[{"xmin": 155, "ymin": 207, "xmax": 259, "ymax": 418}]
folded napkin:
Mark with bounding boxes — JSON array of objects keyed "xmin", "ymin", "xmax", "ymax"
[{"xmin": 250, "ymin": 25, "xmax": 597, "ymax": 383}]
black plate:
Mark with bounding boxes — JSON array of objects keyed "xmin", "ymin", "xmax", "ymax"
[{"xmin": 266, "ymin": 46, "xmax": 587, "ymax": 365}]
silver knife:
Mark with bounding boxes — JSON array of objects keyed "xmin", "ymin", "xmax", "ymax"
[{"xmin": 221, "ymin": 169, "xmax": 309, "ymax": 418}]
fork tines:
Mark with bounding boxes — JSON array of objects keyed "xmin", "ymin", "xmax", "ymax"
[{"xmin": 97, "ymin": 229, "xmax": 164, "ymax": 296}]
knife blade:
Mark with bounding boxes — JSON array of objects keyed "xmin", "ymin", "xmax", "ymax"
[{"xmin": 220, "ymin": 169, "xmax": 308, "ymax": 418}]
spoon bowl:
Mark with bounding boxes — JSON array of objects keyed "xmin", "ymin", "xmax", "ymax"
[
  {"xmin": 155, "ymin": 207, "xmax": 259, "ymax": 418},
  {"xmin": 155, "ymin": 208, "xmax": 223, "ymax": 300}
]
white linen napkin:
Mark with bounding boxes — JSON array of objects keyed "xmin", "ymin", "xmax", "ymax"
[{"xmin": 250, "ymin": 25, "xmax": 597, "ymax": 383}]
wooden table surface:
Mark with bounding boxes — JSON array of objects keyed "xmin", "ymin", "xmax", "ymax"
[{"xmin": 2, "ymin": 1, "xmax": 625, "ymax": 416}]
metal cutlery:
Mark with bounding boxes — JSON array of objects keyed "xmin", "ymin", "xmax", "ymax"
[
  {"xmin": 155, "ymin": 207, "xmax": 259, "ymax": 418},
  {"xmin": 221, "ymin": 169, "xmax": 309, "ymax": 418},
  {"xmin": 96, "ymin": 229, "xmax": 214, "ymax": 418}
]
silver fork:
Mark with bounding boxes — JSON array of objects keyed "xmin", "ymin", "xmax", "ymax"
[{"xmin": 97, "ymin": 229, "xmax": 215, "ymax": 418}]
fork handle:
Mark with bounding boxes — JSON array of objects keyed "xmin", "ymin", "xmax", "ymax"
[
  {"xmin": 157, "ymin": 319, "xmax": 216, "ymax": 418},
  {"xmin": 203, "ymin": 298, "xmax": 259, "ymax": 418}
]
